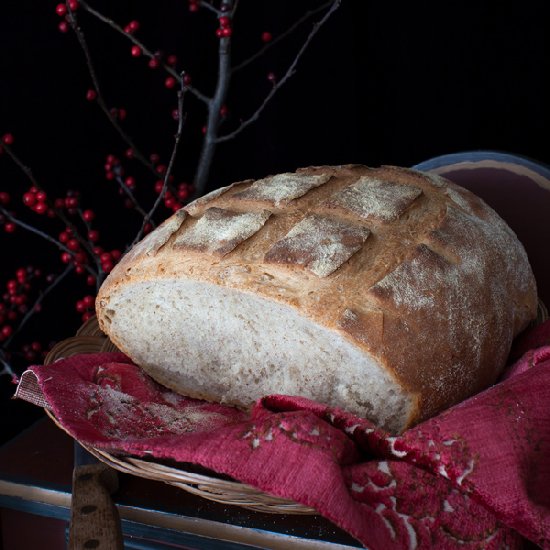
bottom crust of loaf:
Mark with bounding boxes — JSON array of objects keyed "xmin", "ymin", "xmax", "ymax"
[{"xmin": 99, "ymin": 279, "xmax": 414, "ymax": 433}]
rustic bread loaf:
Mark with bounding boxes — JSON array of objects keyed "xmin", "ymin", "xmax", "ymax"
[{"xmin": 96, "ymin": 165, "xmax": 538, "ymax": 433}]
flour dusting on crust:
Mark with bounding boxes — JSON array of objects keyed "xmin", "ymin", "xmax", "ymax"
[
  {"xmin": 174, "ymin": 207, "xmax": 271, "ymax": 257},
  {"xmin": 233, "ymin": 173, "xmax": 330, "ymax": 207},
  {"xmin": 265, "ymin": 215, "xmax": 370, "ymax": 277},
  {"xmin": 325, "ymin": 177, "xmax": 422, "ymax": 222}
]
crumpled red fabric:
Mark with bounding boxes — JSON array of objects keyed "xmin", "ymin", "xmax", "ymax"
[{"xmin": 16, "ymin": 320, "xmax": 550, "ymax": 549}]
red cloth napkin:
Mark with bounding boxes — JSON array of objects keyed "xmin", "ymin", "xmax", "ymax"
[{"xmin": 16, "ymin": 321, "xmax": 550, "ymax": 549}]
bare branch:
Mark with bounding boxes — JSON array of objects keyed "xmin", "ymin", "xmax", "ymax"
[
  {"xmin": 132, "ymin": 83, "xmax": 187, "ymax": 245},
  {"xmin": 233, "ymin": 0, "xmax": 335, "ymax": 73},
  {"xmin": 216, "ymin": 0, "xmax": 341, "ymax": 144},
  {"xmin": 79, "ymin": 0, "xmax": 210, "ymax": 105}
]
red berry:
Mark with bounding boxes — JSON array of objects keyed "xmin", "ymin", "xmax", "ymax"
[
  {"xmin": 23, "ymin": 192, "xmax": 36, "ymax": 207},
  {"xmin": 131, "ymin": 45, "xmax": 142, "ymax": 57},
  {"xmin": 1, "ymin": 325, "xmax": 13, "ymax": 339},
  {"xmin": 75, "ymin": 300, "xmax": 86, "ymax": 313},
  {"xmin": 171, "ymin": 109, "xmax": 179, "ymax": 120},
  {"xmin": 156, "ymin": 164, "xmax": 167, "ymax": 175},
  {"xmin": 4, "ymin": 222, "xmax": 16, "ymax": 233},
  {"xmin": 167, "ymin": 54, "xmax": 177, "ymax": 66},
  {"xmin": 188, "ymin": 1, "xmax": 199, "ymax": 12},
  {"xmin": 219, "ymin": 104, "xmax": 228, "ymax": 117},
  {"xmin": 0, "ymin": 191, "xmax": 10, "ymax": 205},
  {"xmin": 126, "ymin": 20, "xmax": 140, "ymax": 33},
  {"xmin": 165, "ymin": 76, "xmax": 176, "ymax": 89},
  {"xmin": 125, "ymin": 148, "xmax": 134, "ymax": 158},
  {"xmin": 101, "ymin": 260, "xmax": 114, "ymax": 273},
  {"xmin": 67, "ymin": 238, "xmax": 80, "ymax": 251},
  {"xmin": 267, "ymin": 72, "xmax": 276, "ymax": 83},
  {"xmin": 2, "ymin": 133, "xmax": 14, "ymax": 145},
  {"xmin": 87, "ymin": 229, "xmax": 99, "ymax": 242},
  {"xmin": 183, "ymin": 74, "xmax": 192, "ymax": 86},
  {"xmin": 154, "ymin": 180, "xmax": 164, "ymax": 194},
  {"xmin": 74, "ymin": 252, "xmax": 87, "ymax": 264},
  {"xmin": 215, "ymin": 28, "xmax": 224, "ymax": 38},
  {"xmin": 86, "ymin": 89, "xmax": 97, "ymax": 101},
  {"xmin": 261, "ymin": 31, "xmax": 272, "ymax": 43},
  {"xmin": 35, "ymin": 190, "xmax": 47, "ymax": 202},
  {"xmin": 110, "ymin": 249, "xmax": 121, "ymax": 261},
  {"xmin": 16, "ymin": 268, "xmax": 27, "ymax": 282},
  {"xmin": 86, "ymin": 275, "xmax": 96, "ymax": 286},
  {"xmin": 221, "ymin": 27, "xmax": 232, "ymax": 38},
  {"xmin": 143, "ymin": 223, "xmax": 153, "ymax": 235},
  {"xmin": 61, "ymin": 252, "xmax": 72, "ymax": 263},
  {"xmin": 33, "ymin": 202, "xmax": 48, "ymax": 215},
  {"xmin": 100, "ymin": 252, "xmax": 112, "ymax": 263},
  {"xmin": 55, "ymin": 3, "xmax": 67, "ymax": 16},
  {"xmin": 65, "ymin": 196, "xmax": 78, "ymax": 208},
  {"xmin": 124, "ymin": 176, "xmax": 136, "ymax": 189},
  {"xmin": 219, "ymin": 16, "xmax": 231, "ymax": 28},
  {"xmin": 82, "ymin": 209, "xmax": 95, "ymax": 222},
  {"xmin": 58, "ymin": 21, "xmax": 69, "ymax": 33},
  {"xmin": 82, "ymin": 295, "xmax": 95, "ymax": 308},
  {"xmin": 148, "ymin": 58, "xmax": 160, "ymax": 69},
  {"xmin": 67, "ymin": 0, "xmax": 79, "ymax": 10}
]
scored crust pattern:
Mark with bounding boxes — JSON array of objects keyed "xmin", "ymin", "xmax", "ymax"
[
  {"xmin": 324, "ymin": 176, "xmax": 422, "ymax": 222},
  {"xmin": 174, "ymin": 207, "xmax": 271, "ymax": 257},
  {"xmin": 264, "ymin": 215, "xmax": 371, "ymax": 277},
  {"xmin": 232, "ymin": 173, "xmax": 331, "ymax": 207}
]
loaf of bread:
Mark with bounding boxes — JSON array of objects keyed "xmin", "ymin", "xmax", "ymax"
[{"xmin": 96, "ymin": 165, "xmax": 538, "ymax": 433}]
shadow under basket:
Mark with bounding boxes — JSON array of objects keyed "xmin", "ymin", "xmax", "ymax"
[{"xmin": 44, "ymin": 302, "xmax": 549, "ymax": 515}]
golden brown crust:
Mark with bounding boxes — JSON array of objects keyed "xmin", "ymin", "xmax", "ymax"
[{"xmin": 97, "ymin": 164, "xmax": 538, "ymax": 428}]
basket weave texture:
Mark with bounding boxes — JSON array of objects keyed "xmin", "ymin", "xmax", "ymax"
[{"xmin": 44, "ymin": 316, "xmax": 315, "ymax": 515}]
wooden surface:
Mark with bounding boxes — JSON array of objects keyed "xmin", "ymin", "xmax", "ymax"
[
  {"xmin": 0, "ymin": 417, "xmax": 361, "ymax": 549},
  {"xmin": 68, "ymin": 463, "xmax": 123, "ymax": 550}
]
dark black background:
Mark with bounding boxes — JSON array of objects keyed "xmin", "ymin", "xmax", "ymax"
[{"xmin": 1, "ymin": 0, "xmax": 549, "ymax": 441}]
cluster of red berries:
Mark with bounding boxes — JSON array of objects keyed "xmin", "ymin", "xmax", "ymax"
[
  {"xmin": 155, "ymin": 181, "xmax": 194, "ymax": 212},
  {"xmin": 0, "ymin": 267, "xmax": 41, "ymax": 343},
  {"xmin": 20, "ymin": 341, "xmax": 46, "ymax": 364},
  {"xmin": 55, "ymin": 1, "xmax": 79, "ymax": 33},
  {"xmin": 22, "ymin": 187, "xmax": 50, "ymax": 215},
  {"xmin": 75, "ymin": 295, "xmax": 95, "ymax": 322},
  {"xmin": 216, "ymin": 15, "xmax": 233, "ymax": 38}
]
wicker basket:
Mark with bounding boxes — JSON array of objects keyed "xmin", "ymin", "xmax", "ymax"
[
  {"xmin": 44, "ymin": 301, "xmax": 549, "ymax": 515},
  {"xmin": 44, "ymin": 316, "xmax": 316, "ymax": 515}
]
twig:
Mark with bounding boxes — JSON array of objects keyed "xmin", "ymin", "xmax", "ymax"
[
  {"xmin": 67, "ymin": 5, "xmax": 161, "ymax": 176},
  {"xmin": 0, "ymin": 207, "xmax": 97, "ymax": 279},
  {"xmin": 216, "ymin": 0, "xmax": 341, "ymax": 144},
  {"xmin": 233, "ymin": 0, "xmax": 335, "ymax": 73},
  {"xmin": 133, "ymin": 82, "xmax": 187, "ymax": 245}
]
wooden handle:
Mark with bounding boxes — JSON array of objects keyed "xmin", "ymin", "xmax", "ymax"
[{"xmin": 68, "ymin": 463, "xmax": 123, "ymax": 550}]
